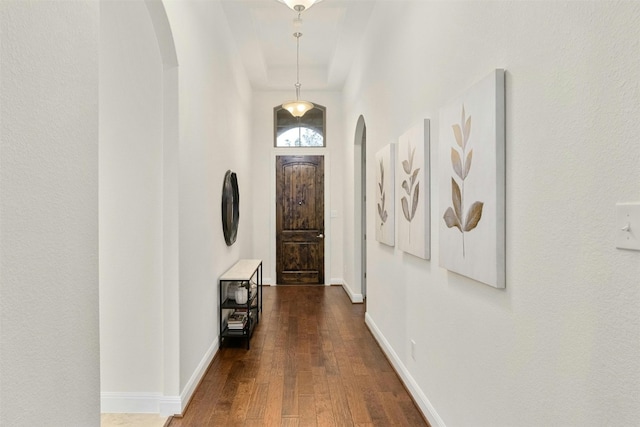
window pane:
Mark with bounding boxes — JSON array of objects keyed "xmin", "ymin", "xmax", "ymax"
[
  {"xmin": 274, "ymin": 104, "xmax": 326, "ymax": 147},
  {"xmin": 276, "ymin": 127, "xmax": 323, "ymax": 147}
]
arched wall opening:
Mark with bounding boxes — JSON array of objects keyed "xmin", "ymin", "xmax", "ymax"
[
  {"xmin": 353, "ymin": 115, "xmax": 367, "ymax": 300},
  {"xmin": 99, "ymin": 0, "xmax": 180, "ymax": 415}
]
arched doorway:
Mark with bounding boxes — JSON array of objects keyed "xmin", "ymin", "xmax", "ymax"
[
  {"xmin": 354, "ymin": 116, "xmax": 367, "ymax": 299},
  {"xmin": 99, "ymin": 0, "xmax": 180, "ymax": 415}
]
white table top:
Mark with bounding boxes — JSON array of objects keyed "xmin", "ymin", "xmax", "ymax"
[{"xmin": 219, "ymin": 259, "xmax": 262, "ymax": 281}]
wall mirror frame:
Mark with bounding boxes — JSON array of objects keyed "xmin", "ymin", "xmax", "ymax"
[{"xmin": 221, "ymin": 170, "xmax": 240, "ymax": 246}]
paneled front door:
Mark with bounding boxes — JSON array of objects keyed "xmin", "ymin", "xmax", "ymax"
[{"xmin": 276, "ymin": 155, "xmax": 325, "ymax": 284}]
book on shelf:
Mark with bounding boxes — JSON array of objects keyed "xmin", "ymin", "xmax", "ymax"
[
  {"xmin": 227, "ymin": 312, "xmax": 246, "ymax": 323},
  {"xmin": 227, "ymin": 320, "xmax": 246, "ymax": 327},
  {"xmin": 226, "ymin": 310, "xmax": 248, "ymax": 330}
]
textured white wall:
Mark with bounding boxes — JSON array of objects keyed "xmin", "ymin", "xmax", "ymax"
[
  {"xmin": 343, "ymin": 2, "xmax": 640, "ymax": 426},
  {"xmin": 99, "ymin": 0, "xmax": 164, "ymax": 399},
  {"xmin": 163, "ymin": 1, "xmax": 253, "ymax": 392},
  {"xmin": 250, "ymin": 91, "xmax": 345, "ymax": 285},
  {"xmin": 0, "ymin": 2, "xmax": 100, "ymax": 425}
]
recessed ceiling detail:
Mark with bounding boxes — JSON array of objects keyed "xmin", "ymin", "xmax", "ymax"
[{"xmin": 220, "ymin": 0, "xmax": 375, "ymax": 91}]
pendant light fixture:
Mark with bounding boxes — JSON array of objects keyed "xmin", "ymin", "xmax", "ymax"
[
  {"xmin": 279, "ymin": 0, "xmax": 322, "ymax": 13},
  {"xmin": 281, "ymin": 17, "xmax": 314, "ymax": 118}
]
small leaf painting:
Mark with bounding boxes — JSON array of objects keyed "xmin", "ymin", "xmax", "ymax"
[
  {"xmin": 397, "ymin": 120, "xmax": 430, "ymax": 259},
  {"xmin": 377, "ymin": 159, "xmax": 388, "ymax": 226},
  {"xmin": 375, "ymin": 144, "xmax": 395, "ymax": 246},
  {"xmin": 400, "ymin": 143, "xmax": 420, "ymax": 228},
  {"xmin": 443, "ymin": 105, "xmax": 483, "ymax": 257}
]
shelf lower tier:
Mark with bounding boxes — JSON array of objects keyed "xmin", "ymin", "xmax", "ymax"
[
  {"xmin": 221, "ymin": 327, "xmax": 249, "ymax": 337},
  {"xmin": 220, "ymin": 318, "xmax": 255, "ymax": 349}
]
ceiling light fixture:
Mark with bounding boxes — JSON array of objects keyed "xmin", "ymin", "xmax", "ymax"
[
  {"xmin": 281, "ymin": 19, "xmax": 314, "ymax": 118},
  {"xmin": 279, "ymin": 0, "xmax": 322, "ymax": 13}
]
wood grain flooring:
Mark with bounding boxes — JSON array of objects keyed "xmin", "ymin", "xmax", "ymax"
[{"xmin": 168, "ymin": 286, "xmax": 429, "ymax": 427}]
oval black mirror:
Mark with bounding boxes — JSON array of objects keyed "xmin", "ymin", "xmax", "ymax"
[{"xmin": 221, "ymin": 170, "xmax": 239, "ymax": 246}]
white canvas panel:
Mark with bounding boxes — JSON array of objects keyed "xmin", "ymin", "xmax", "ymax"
[
  {"xmin": 375, "ymin": 144, "xmax": 395, "ymax": 246},
  {"xmin": 439, "ymin": 69, "xmax": 505, "ymax": 288},
  {"xmin": 397, "ymin": 120, "xmax": 430, "ymax": 259}
]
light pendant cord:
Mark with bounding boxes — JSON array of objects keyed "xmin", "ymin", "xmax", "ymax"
[
  {"xmin": 294, "ymin": 12, "xmax": 302, "ymax": 100},
  {"xmin": 281, "ymin": 12, "xmax": 313, "ymax": 118}
]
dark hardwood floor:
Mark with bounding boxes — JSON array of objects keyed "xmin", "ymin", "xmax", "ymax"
[{"xmin": 168, "ymin": 285, "xmax": 429, "ymax": 426}]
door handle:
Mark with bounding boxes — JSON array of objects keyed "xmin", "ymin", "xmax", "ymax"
[{"xmin": 317, "ymin": 234, "xmax": 324, "ymax": 238}]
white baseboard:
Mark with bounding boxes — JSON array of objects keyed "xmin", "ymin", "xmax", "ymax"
[
  {"xmin": 340, "ymin": 279, "xmax": 364, "ymax": 303},
  {"xmin": 263, "ymin": 277, "xmax": 274, "ymax": 285},
  {"xmin": 101, "ymin": 392, "xmax": 164, "ymax": 414},
  {"xmin": 364, "ymin": 313, "xmax": 446, "ymax": 427},
  {"xmin": 101, "ymin": 392, "xmax": 181, "ymax": 415},
  {"xmin": 159, "ymin": 396, "xmax": 181, "ymax": 417},
  {"xmin": 265, "ymin": 279, "xmax": 341, "ymax": 287},
  {"xmin": 330, "ymin": 277, "xmax": 343, "ymax": 285},
  {"xmin": 101, "ymin": 340, "xmax": 218, "ymax": 417},
  {"xmin": 178, "ymin": 339, "xmax": 218, "ymax": 415}
]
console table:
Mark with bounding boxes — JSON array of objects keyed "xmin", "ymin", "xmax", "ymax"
[{"xmin": 218, "ymin": 259, "xmax": 262, "ymax": 349}]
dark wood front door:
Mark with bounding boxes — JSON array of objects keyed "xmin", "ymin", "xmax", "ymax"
[{"xmin": 276, "ymin": 155, "xmax": 324, "ymax": 284}]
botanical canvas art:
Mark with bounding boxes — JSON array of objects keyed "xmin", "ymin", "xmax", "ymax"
[
  {"xmin": 397, "ymin": 120, "xmax": 430, "ymax": 259},
  {"xmin": 375, "ymin": 144, "xmax": 395, "ymax": 246},
  {"xmin": 439, "ymin": 69, "xmax": 505, "ymax": 288}
]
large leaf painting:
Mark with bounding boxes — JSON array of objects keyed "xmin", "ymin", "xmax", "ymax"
[
  {"xmin": 375, "ymin": 144, "xmax": 395, "ymax": 246},
  {"xmin": 397, "ymin": 120, "xmax": 430, "ymax": 259},
  {"xmin": 442, "ymin": 106, "xmax": 484, "ymax": 257},
  {"xmin": 438, "ymin": 69, "xmax": 505, "ymax": 288}
]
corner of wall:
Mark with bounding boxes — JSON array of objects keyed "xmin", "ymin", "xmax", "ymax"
[{"xmin": 340, "ymin": 279, "xmax": 364, "ymax": 303}]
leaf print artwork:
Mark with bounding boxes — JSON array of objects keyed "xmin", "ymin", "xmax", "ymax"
[
  {"xmin": 443, "ymin": 105, "xmax": 484, "ymax": 257},
  {"xmin": 377, "ymin": 159, "xmax": 388, "ymax": 235},
  {"xmin": 438, "ymin": 69, "xmax": 505, "ymax": 287},
  {"xmin": 401, "ymin": 143, "xmax": 420, "ymax": 242},
  {"xmin": 375, "ymin": 144, "xmax": 395, "ymax": 246}
]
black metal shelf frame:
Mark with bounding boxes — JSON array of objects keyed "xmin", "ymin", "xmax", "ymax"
[{"xmin": 218, "ymin": 260, "xmax": 262, "ymax": 349}]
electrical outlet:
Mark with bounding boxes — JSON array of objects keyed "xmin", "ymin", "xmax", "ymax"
[{"xmin": 411, "ymin": 339, "xmax": 416, "ymax": 360}]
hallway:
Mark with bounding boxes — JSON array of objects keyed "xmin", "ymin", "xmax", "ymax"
[{"xmin": 168, "ymin": 286, "xmax": 428, "ymax": 426}]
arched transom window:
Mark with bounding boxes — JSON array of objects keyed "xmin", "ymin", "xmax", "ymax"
[{"xmin": 274, "ymin": 104, "xmax": 326, "ymax": 147}]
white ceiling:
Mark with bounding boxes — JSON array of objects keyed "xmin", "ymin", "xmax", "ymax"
[{"xmin": 220, "ymin": 0, "xmax": 376, "ymax": 91}]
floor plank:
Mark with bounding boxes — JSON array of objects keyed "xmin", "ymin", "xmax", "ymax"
[{"xmin": 168, "ymin": 286, "xmax": 429, "ymax": 427}]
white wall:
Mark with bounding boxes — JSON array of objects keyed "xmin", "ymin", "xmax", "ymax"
[
  {"xmin": 100, "ymin": 0, "xmax": 253, "ymax": 414},
  {"xmin": 99, "ymin": 0, "xmax": 165, "ymax": 409},
  {"xmin": 0, "ymin": 2, "xmax": 100, "ymax": 426},
  {"xmin": 163, "ymin": 1, "xmax": 253, "ymax": 395},
  {"xmin": 250, "ymin": 91, "xmax": 344, "ymax": 286},
  {"xmin": 343, "ymin": 2, "xmax": 640, "ymax": 426}
]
